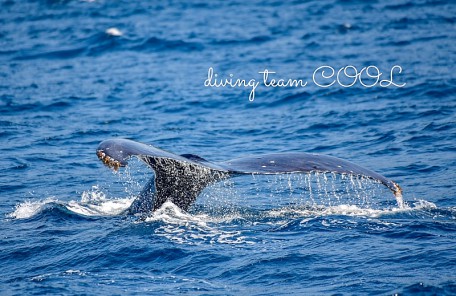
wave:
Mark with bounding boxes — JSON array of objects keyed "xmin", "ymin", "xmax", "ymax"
[
  {"xmin": 6, "ymin": 185, "xmax": 454, "ymax": 247},
  {"xmin": 7, "ymin": 186, "xmax": 133, "ymax": 220},
  {"xmin": 7, "ymin": 184, "xmax": 448, "ymax": 222},
  {"xmin": 394, "ymin": 282, "xmax": 456, "ymax": 295},
  {"xmin": 144, "ymin": 202, "xmax": 250, "ymax": 245},
  {"xmin": 11, "ymin": 31, "xmax": 204, "ymax": 60},
  {"xmin": 7, "ymin": 197, "xmax": 58, "ymax": 220}
]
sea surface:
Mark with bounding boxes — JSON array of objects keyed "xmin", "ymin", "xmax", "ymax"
[{"xmin": 1, "ymin": 0, "xmax": 456, "ymax": 295}]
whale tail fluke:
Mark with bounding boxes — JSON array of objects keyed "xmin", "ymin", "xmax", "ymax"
[{"xmin": 97, "ymin": 138, "xmax": 404, "ymax": 213}]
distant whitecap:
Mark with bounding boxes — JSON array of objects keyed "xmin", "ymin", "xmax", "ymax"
[{"xmin": 106, "ymin": 27, "xmax": 122, "ymax": 37}]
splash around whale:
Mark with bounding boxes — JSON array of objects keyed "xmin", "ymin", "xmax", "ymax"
[{"xmin": 96, "ymin": 138, "xmax": 404, "ymax": 215}]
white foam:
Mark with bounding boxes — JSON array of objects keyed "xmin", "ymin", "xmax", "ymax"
[
  {"xmin": 66, "ymin": 185, "xmax": 133, "ymax": 216},
  {"xmin": 63, "ymin": 270, "xmax": 86, "ymax": 276},
  {"xmin": 7, "ymin": 186, "xmax": 133, "ymax": 219},
  {"xmin": 6, "ymin": 182, "xmax": 439, "ymax": 229},
  {"xmin": 266, "ymin": 203, "xmax": 410, "ymax": 219},
  {"xmin": 7, "ymin": 198, "xmax": 57, "ymax": 219},
  {"xmin": 105, "ymin": 27, "xmax": 122, "ymax": 37},
  {"xmin": 412, "ymin": 199, "xmax": 437, "ymax": 209},
  {"xmin": 144, "ymin": 202, "xmax": 250, "ymax": 245},
  {"xmin": 66, "ymin": 198, "xmax": 133, "ymax": 216}
]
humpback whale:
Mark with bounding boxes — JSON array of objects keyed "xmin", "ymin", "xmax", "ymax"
[{"xmin": 96, "ymin": 138, "xmax": 403, "ymax": 214}]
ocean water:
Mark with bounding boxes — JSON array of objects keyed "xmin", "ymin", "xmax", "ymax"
[{"xmin": 1, "ymin": 0, "xmax": 456, "ymax": 295}]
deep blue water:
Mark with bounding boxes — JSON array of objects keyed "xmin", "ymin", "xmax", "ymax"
[{"xmin": 1, "ymin": 0, "xmax": 456, "ymax": 295}]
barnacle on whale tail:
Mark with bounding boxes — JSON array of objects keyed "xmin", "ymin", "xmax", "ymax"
[
  {"xmin": 392, "ymin": 181, "xmax": 404, "ymax": 208},
  {"xmin": 96, "ymin": 150, "xmax": 122, "ymax": 171}
]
